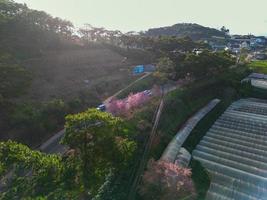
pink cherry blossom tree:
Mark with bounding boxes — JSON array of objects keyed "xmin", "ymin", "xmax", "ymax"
[
  {"xmin": 139, "ymin": 159, "xmax": 196, "ymax": 200},
  {"xmin": 106, "ymin": 91, "xmax": 151, "ymax": 116}
]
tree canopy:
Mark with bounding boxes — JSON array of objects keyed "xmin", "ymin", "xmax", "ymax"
[
  {"xmin": 0, "ymin": 109, "xmax": 136, "ymax": 199},
  {"xmin": 154, "ymin": 50, "xmax": 235, "ymax": 81},
  {"xmin": 62, "ymin": 108, "xmax": 136, "ymax": 195},
  {"xmin": 0, "ymin": 0, "xmax": 74, "ymax": 58},
  {"xmin": 0, "ymin": 53, "xmax": 31, "ymax": 99}
]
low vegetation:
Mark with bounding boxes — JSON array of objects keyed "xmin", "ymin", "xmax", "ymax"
[{"xmin": 247, "ymin": 60, "xmax": 267, "ymax": 73}]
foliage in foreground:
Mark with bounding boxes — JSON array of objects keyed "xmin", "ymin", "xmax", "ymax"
[
  {"xmin": 0, "ymin": 109, "xmax": 136, "ymax": 199},
  {"xmin": 63, "ymin": 109, "xmax": 137, "ymax": 195}
]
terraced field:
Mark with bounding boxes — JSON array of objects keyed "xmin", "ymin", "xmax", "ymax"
[{"xmin": 193, "ymin": 98, "xmax": 267, "ymax": 200}]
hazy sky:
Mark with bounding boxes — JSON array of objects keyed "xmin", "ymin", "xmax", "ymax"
[{"xmin": 15, "ymin": 0, "xmax": 267, "ymax": 35}]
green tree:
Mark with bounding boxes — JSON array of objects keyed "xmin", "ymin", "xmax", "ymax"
[
  {"xmin": 0, "ymin": 140, "xmax": 65, "ymax": 199},
  {"xmin": 180, "ymin": 50, "xmax": 235, "ymax": 78},
  {"xmin": 220, "ymin": 26, "xmax": 230, "ymax": 35},
  {"xmin": 0, "ymin": 0, "xmax": 74, "ymax": 58},
  {"xmin": 154, "ymin": 57, "xmax": 176, "ymax": 84},
  {"xmin": 62, "ymin": 108, "xmax": 136, "ymax": 195}
]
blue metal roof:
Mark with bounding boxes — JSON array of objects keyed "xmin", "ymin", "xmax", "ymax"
[{"xmin": 133, "ymin": 65, "xmax": 144, "ymax": 74}]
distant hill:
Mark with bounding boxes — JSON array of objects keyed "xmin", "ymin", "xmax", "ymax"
[{"xmin": 144, "ymin": 23, "xmax": 227, "ymax": 41}]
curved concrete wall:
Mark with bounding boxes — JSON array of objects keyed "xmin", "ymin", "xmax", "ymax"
[{"xmin": 161, "ymin": 99, "xmax": 221, "ymax": 163}]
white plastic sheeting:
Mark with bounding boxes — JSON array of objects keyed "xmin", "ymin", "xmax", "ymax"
[{"xmin": 193, "ymin": 98, "xmax": 267, "ymax": 200}]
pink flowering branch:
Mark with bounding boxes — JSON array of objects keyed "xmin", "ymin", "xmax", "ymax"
[
  {"xmin": 140, "ymin": 159, "xmax": 196, "ymax": 200},
  {"xmin": 106, "ymin": 91, "xmax": 151, "ymax": 116}
]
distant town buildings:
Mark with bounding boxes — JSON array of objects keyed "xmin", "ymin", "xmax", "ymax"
[{"xmin": 209, "ymin": 34, "xmax": 267, "ymax": 57}]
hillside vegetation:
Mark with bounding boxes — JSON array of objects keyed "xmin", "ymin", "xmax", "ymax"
[
  {"xmin": 247, "ymin": 60, "xmax": 267, "ymax": 73},
  {"xmin": 0, "ymin": 0, "xmax": 152, "ymax": 146},
  {"xmin": 1, "ymin": 1, "xmax": 263, "ymax": 200},
  {"xmin": 144, "ymin": 23, "xmax": 227, "ymax": 41}
]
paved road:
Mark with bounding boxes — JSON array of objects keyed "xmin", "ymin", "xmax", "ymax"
[
  {"xmin": 39, "ymin": 72, "xmax": 152, "ymax": 155},
  {"xmin": 39, "ymin": 73, "xmax": 187, "ymax": 155},
  {"xmin": 103, "ymin": 72, "xmax": 151, "ymax": 104},
  {"xmin": 39, "ymin": 129, "xmax": 67, "ymax": 154}
]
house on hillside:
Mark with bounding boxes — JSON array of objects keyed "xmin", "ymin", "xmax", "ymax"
[
  {"xmin": 209, "ymin": 43, "xmax": 227, "ymax": 51},
  {"xmin": 231, "ymin": 35, "xmax": 252, "ymax": 42},
  {"xmin": 240, "ymin": 41, "xmax": 250, "ymax": 49},
  {"xmin": 254, "ymin": 52, "xmax": 267, "ymax": 60},
  {"xmin": 227, "ymin": 43, "xmax": 241, "ymax": 54},
  {"xmin": 250, "ymin": 37, "xmax": 267, "ymax": 48}
]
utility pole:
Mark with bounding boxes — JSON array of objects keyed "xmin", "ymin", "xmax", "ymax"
[{"xmin": 128, "ymin": 98, "xmax": 164, "ymax": 200}]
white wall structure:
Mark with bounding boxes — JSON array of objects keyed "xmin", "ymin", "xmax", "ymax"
[
  {"xmin": 241, "ymin": 73, "xmax": 267, "ymax": 90},
  {"xmin": 161, "ymin": 99, "xmax": 221, "ymax": 163},
  {"xmin": 193, "ymin": 98, "xmax": 267, "ymax": 200}
]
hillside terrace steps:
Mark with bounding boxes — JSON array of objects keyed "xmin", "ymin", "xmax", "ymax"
[{"xmin": 192, "ymin": 98, "xmax": 267, "ymax": 200}]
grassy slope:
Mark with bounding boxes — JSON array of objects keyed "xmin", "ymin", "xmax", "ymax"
[{"xmin": 247, "ymin": 60, "xmax": 267, "ymax": 73}]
